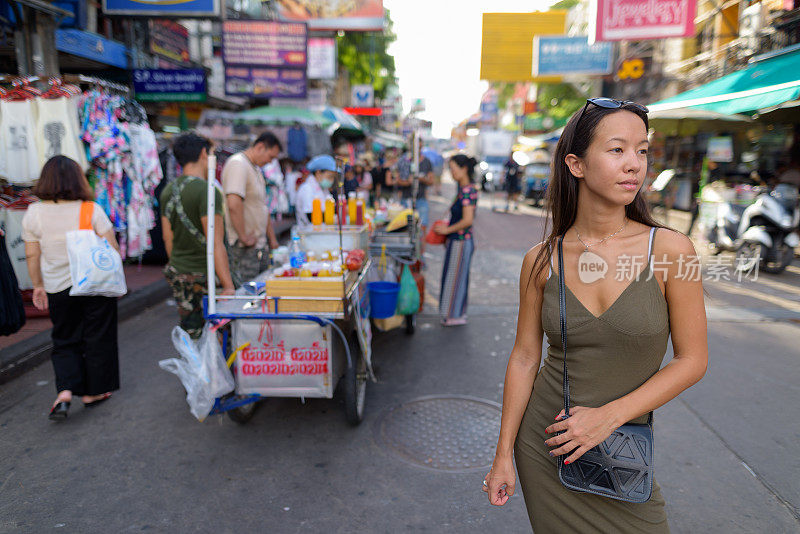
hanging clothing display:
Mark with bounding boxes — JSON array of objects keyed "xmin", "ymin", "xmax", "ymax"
[
  {"xmin": 0, "ymin": 78, "xmax": 164, "ymax": 309},
  {"xmin": 35, "ymin": 96, "xmax": 88, "ymax": 170},
  {"xmin": 79, "ymin": 90, "xmax": 162, "ymax": 259},
  {"xmin": 0, "ymin": 100, "xmax": 41, "ymax": 184}
]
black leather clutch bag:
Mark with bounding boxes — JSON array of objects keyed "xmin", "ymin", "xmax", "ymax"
[{"xmin": 555, "ymin": 235, "xmax": 654, "ymax": 503}]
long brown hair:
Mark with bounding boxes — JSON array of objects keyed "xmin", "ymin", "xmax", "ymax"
[
  {"xmin": 531, "ymin": 102, "xmax": 670, "ymax": 283},
  {"xmin": 33, "ymin": 155, "xmax": 94, "ymax": 202}
]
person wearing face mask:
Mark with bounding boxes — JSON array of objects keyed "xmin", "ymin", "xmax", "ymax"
[{"xmin": 296, "ymin": 154, "xmax": 337, "ymax": 225}]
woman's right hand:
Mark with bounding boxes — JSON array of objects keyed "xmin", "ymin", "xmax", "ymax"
[
  {"xmin": 483, "ymin": 454, "xmax": 516, "ymax": 506},
  {"xmin": 32, "ymin": 287, "xmax": 48, "ymax": 311}
]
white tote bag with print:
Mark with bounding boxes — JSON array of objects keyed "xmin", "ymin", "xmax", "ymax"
[{"xmin": 66, "ymin": 202, "xmax": 127, "ymax": 297}]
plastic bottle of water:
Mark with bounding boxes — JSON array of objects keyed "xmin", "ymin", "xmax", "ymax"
[{"xmin": 290, "ymin": 236, "xmax": 305, "ymax": 268}]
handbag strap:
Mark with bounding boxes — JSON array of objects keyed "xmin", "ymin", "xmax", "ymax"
[
  {"xmin": 557, "ymin": 235, "xmax": 570, "ymax": 417},
  {"xmin": 79, "ymin": 201, "xmax": 94, "ymax": 230},
  {"xmin": 557, "ymin": 233, "xmax": 655, "ymax": 426}
]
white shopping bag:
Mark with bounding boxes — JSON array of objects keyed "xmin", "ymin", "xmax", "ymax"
[{"xmin": 66, "ymin": 202, "xmax": 127, "ymax": 297}]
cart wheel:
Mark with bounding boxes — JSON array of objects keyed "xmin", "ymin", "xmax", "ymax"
[
  {"xmin": 405, "ymin": 314, "xmax": 415, "ymax": 335},
  {"xmin": 227, "ymin": 399, "xmax": 259, "ymax": 425},
  {"xmin": 344, "ymin": 337, "xmax": 367, "ymax": 426}
]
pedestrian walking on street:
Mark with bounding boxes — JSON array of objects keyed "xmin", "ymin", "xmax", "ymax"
[
  {"xmin": 222, "ymin": 131, "xmax": 282, "ymax": 284},
  {"xmin": 503, "ymin": 152, "xmax": 521, "ymax": 211},
  {"xmin": 483, "ymin": 98, "xmax": 708, "ymax": 533},
  {"xmin": 22, "ymin": 156, "xmax": 121, "ymax": 420},
  {"xmin": 435, "ymin": 154, "xmax": 478, "ymax": 326},
  {"xmin": 161, "ymin": 133, "xmax": 235, "ymax": 339}
]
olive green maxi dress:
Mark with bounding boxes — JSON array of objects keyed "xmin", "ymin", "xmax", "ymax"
[{"xmin": 515, "ymin": 228, "xmax": 671, "ymax": 533}]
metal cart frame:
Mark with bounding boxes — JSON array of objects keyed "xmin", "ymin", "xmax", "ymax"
[
  {"xmin": 201, "ymin": 154, "xmax": 372, "ymax": 425},
  {"xmin": 370, "ymin": 214, "xmax": 422, "ymax": 335}
]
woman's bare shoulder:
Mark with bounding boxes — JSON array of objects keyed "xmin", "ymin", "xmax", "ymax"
[
  {"xmin": 653, "ymin": 227, "xmax": 696, "ymax": 257},
  {"xmin": 520, "ymin": 241, "xmax": 550, "ymax": 292}
]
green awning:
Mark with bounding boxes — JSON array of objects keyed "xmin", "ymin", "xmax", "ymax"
[
  {"xmin": 649, "ymin": 48, "xmax": 800, "ymax": 115},
  {"xmin": 237, "ymin": 106, "xmax": 333, "ymax": 127}
]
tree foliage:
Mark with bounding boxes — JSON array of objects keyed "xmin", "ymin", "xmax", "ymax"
[
  {"xmin": 337, "ymin": 10, "xmax": 397, "ymax": 100},
  {"xmin": 536, "ymin": 83, "xmax": 586, "ymax": 120},
  {"xmin": 550, "ymin": 0, "xmax": 580, "ymax": 9}
]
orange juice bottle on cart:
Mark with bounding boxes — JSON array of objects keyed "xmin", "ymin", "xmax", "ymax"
[
  {"xmin": 324, "ymin": 196, "xmax": 335, "ymax": 225},
  {"xmin": 311, "ymin": 198, "xmax": 323, "ymax": 226},
  {"xmin": 348, "ymin": 192, "xmax": 357, "ymax": 225}
]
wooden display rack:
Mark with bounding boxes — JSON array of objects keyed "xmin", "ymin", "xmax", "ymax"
[{"xmin": 264, "ymin": 270, "xmax": 360, "ymax": 313}]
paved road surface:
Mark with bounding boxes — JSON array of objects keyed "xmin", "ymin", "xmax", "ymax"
[{"xmin": 1, "ymin": 183, "xmax": 799, "ymax": 532}]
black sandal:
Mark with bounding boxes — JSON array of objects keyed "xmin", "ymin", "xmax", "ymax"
[
  {"xmin": 84, "ymin": 392, "xmax": 112, "ymax": 407},
  {"xmin": 49, "ymin": 401, "xmax": 70, "ymax": 421}
]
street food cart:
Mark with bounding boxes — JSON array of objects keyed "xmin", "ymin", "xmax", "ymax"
[
  {"xmin": 369, "ymin": 212, "xmax": 422, "ymax": 334},
  {"xmin": 202, "ymin": 157, "xmax": 374, "ymax": 426}
]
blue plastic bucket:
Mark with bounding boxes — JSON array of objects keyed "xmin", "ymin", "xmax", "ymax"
[{"xmin": 368, "ymin": 281, "xmax": 400, "ymax": 319}]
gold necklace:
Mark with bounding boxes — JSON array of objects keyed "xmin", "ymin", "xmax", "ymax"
[
  {"xmin": 575, "ymin": 219, "xmax": 628, "ymax": 252},
  {"xmin": 574, "ymin": 219, "xmax": 627, "ymax": 284}
]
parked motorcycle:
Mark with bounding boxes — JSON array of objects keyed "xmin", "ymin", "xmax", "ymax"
[{"xmin": 708, "ymin": 184, "xmax": 800, "ymax": 274}]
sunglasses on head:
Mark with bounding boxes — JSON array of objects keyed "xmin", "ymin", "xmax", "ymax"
[{"xmin": 573, "ymin": 97, "xmax": 649, "ymax": 128}]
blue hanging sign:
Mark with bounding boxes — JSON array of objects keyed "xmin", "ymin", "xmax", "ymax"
[
  {"xmin": 55, "ymin": 29, "xmax": 130, "ymax": 69},
  {"xmin": 102, "ymin": 0, "xmax": 220, "ymax": 17},
  {"xmin": 133, "ymin": 69, "xmax": 207, "ymax": 102},
  {"xmin": 533, "ymin": 36, "xmax": 613, "ymax": 77}
]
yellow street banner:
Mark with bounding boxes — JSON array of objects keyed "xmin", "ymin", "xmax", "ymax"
[{"xmin": 480, "ymin": 11, "xmax": 567, "ymax": 82}]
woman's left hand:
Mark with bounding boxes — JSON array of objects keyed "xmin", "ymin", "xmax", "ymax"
[
  {"xmin": 433, "ymin": 225, "xmax": 449, "ymax": 235},
  {"xmin": 544, "ymin": 405, "xmax": 619, "ymax": 465}
]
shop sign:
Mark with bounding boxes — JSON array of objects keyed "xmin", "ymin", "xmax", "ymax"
[
  {"xmin": 102, "ymin": 0, "xmax": 220, "ymax": 17},
  {"xmin": 707, "ymin": 136, "xmax": 734, "ymax": 163},
  {"xmin": 224, "ymin": 66, "xmax": 307, "ymax": 99},
  {"xmin": 533, "ymin": 36, "xmax": 613, "ymax": 76},
  {"xmin": 307, "ymin": 37, "xmax": 336, "ymax": 79},
  {"xmin": 222, "ymin": 20, "xmax": 308, "ymax": 99},
  {"xmin": 133, "ymin": 69, "xmax": 206, "ymax": 102},
  {"xmin": 222, "ymin": 20, "xmax": 307, "ymax": 69},
  {"xmin": 617, "ymin": 58, "xmax": 646, "ymax": 80},
  {"xmin": 272, "ymin": 87, "xmax": 327, "ymax": 108},
  {"xmin": 274, "ymin": 0, "xmax": 384, "ymax": 31},
  {"xmin": 351, "ymin": 84, "xmax": 374, "ymax": 107},
  {"xmin": 149, "ymin": 20, "xmax": 190, "ymax": 65},
  {"xmin": 480, "ymin": 11, "xmax": 567, "ymax": 82},
  {"xmin": 55, "ymin": 29, "xmax": 129, "ymax": 69},
  {"xmin": 591, "ymin": 0, "xmax": 696, "ymax": 42}
]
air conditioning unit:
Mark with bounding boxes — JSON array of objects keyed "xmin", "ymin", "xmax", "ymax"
[{"xmin": 739, "ymin": 3, "xmax": 765, "ymax": 56}]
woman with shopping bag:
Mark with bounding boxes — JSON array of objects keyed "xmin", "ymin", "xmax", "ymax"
[{"xmin": 22, "ymin": 156, "xmax": 122, "ymax": 421}]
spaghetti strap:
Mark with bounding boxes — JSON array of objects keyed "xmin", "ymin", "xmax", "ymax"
[
  {"xmin": 647, "ymin": 227, "xmax": 657, "ymax": 259},
  {"xmin": 547, "ymin": 242, "xmax": 553, "ymax": 280}
]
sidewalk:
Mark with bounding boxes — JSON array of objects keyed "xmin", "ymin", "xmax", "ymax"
[
  {"xmin": 0, "ymin": 263, "xmax": 171, "ymax": 385},
  {"xmin": 0, "ymin": 218, "xmax": 295, "ymax": 385}
]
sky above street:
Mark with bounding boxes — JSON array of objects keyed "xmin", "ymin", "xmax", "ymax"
[{"xmin": 384, "ymin": 0, "xmax": 552, "ymax": 138}]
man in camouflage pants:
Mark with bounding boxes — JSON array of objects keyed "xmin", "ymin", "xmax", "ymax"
[
  {"xmin": 163, "ymin": 267, "xmax": 208, "ymax": 338},
  {"xmin": 160, "ymin": 133, "xmax": 235, "ymax": 338}
]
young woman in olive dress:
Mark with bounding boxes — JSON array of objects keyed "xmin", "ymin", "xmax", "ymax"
[{"xmin": 483, "ymin": 99, "xmax": 708, "ymax": 532}]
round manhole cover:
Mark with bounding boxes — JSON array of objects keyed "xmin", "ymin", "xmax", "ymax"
[{"xmin": 375, "ymin": 396, "xmax": 501, "ymax": 472}]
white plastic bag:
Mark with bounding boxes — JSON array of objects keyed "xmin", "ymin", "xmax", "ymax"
[
  {"xmin": 159, "ymin": 324, "xmax": 235, "ymax": 421},
  {"xmin": 66, "ymin": 228, "xmax": 127, "ymax": 297}
]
